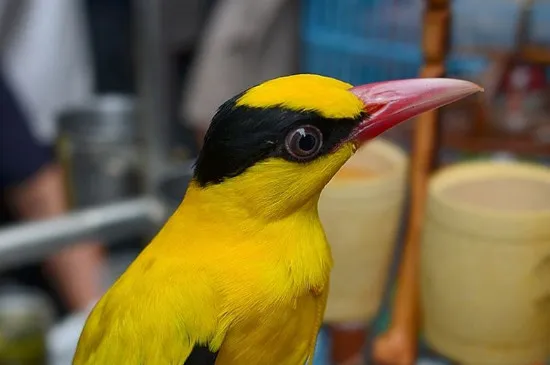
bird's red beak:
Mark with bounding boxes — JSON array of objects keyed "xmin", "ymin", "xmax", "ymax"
[{"xmin": 348, "ymin": 78, "xmax": 483, "ymax": 143}]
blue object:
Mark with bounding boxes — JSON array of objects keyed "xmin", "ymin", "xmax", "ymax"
[
  {"xmin": 312, "ymin": 326, "xmax": 331, "ymax": 365},
  {"xmin": 301, "ymin": 0, "xmax": 425, "ymax": 85},
  {"xmin": 300, "ymin": 0, "xmax": 550, "ymax": 84},
  {"xmin": 531, "ymin": 1, "xmax": 550, "ymax": 45}
]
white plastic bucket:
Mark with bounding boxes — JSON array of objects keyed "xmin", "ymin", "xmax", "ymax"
[
  {"xmin": 319, "ymin": 138, "xmax": 408, "ymax": 323},
  {"xmin": 421, "ymin": 161, "xmax": 550, "ymax": 365}
]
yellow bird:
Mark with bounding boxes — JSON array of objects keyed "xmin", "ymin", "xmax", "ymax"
[{"xmin": 73, "ymin": 74, "xmax": 480, "ymax": 365}]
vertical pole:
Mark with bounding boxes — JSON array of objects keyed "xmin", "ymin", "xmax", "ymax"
[
  {"xmin": 372, "ymin": 1, "xmax": 450, "ymax": 364},
  {"xmin": 133, "ymin": 0, "xmax": 170, "ymax": 194}
]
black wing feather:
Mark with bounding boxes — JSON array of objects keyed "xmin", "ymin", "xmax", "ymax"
[{"xmin": 184, "ymin": 345, "xmax": 219, "ymax": 365}]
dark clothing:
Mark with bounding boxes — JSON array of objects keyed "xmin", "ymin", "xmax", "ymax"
[
  {"xmin": 0, "ymin": 71, "xmax": 53, "ymax": 189},
  {"xmin": 0, "ymin": 69, "xmax": 66, "ymax": 318}
]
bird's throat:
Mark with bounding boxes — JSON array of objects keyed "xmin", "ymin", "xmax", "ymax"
[{"xmin": 171, "ymin": 183, "xmax": 332, "ymax": 292}]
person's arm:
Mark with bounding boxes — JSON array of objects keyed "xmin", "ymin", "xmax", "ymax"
[
  {"xmin": 6, "ymin": 163, "xmax": 106, "ymax": 311},
  {"xmin": 0, "ymin": 70, "xmax": 105, "ymax": 311}
]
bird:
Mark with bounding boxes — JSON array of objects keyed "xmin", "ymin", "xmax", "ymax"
[{"xmin": 72, "ymin": 74, "xmax": 481, "ymax": 365}]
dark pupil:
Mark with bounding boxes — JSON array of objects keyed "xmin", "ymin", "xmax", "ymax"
[{"xmin": 298, "ymin": 133, "xmax": 316, "ymax": 151}]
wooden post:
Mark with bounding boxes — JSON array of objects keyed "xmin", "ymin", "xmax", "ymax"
[
  {"xmin": 329, "ymin": 324, "xmax": 367, "ymax": 365},
  {"xmin": 372, "ymin": 1, "xmax": 450, "ymax": 364}
]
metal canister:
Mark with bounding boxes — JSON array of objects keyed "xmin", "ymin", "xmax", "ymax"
[
  {"xmin": 57, "ymin": 94, "xmax": 141, "ymax": 208},
  {"xmin": 0, "ymin": 287, "xmax": 55, "ymax": 365}
]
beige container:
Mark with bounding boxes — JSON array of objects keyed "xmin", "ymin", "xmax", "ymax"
[
  {"xmin": 319, "ymin": 138, "xmax": 408, "ymax": 323},
  {"xmin": 421, "ymin": 161, "xmax": 550, "ymax": 365}
]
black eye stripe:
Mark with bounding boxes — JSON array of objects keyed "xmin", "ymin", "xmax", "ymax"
[{"xmin": 193, "ymin": 101, "xmax": 363, "ymax": 186}]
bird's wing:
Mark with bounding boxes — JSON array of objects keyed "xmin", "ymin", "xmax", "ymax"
[{"xmin": 72, "ymin": 259, "xmax": 223, "ymax": 365}]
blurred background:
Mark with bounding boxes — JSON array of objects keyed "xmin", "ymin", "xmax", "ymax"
[{"xmin": 0, "ymin": 0, "xmax": 549, "ymax": 364}]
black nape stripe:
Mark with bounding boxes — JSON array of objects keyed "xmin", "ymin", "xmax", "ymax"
[
  {"xmin": 184, "ymin": 345, "xmax": 218, "ymax": 365},
  {"xmin": 193, "ymin": 94, "xmax": 363, "ymax": 187}
]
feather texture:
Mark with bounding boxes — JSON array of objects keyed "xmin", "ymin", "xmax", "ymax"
[{"xmin": 73, "ymin": 175, "xmax": 337, "ymax": 364}]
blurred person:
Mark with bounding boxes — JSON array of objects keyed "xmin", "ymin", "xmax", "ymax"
[
  {"xmin": 180, "ymin": 0, "xmax": 299, "ymax": 147},
  {"xmin": 0, "ymin": 0, "xmax": 105, "ymax": 316}
]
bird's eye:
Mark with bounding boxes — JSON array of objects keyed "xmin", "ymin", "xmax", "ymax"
[{"xmin": 284, "ymin": 125, "xmax": 323, "ymax": 160}]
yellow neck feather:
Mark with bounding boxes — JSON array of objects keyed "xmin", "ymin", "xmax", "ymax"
[{"xmin": 162, "ymin": 179, "xmax": 333, "ymax": 292}]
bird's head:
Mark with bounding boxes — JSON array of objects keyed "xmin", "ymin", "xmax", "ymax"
[{"xmin": 191, "ymin": 74, "xmax": 481, "ymax": 220}]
